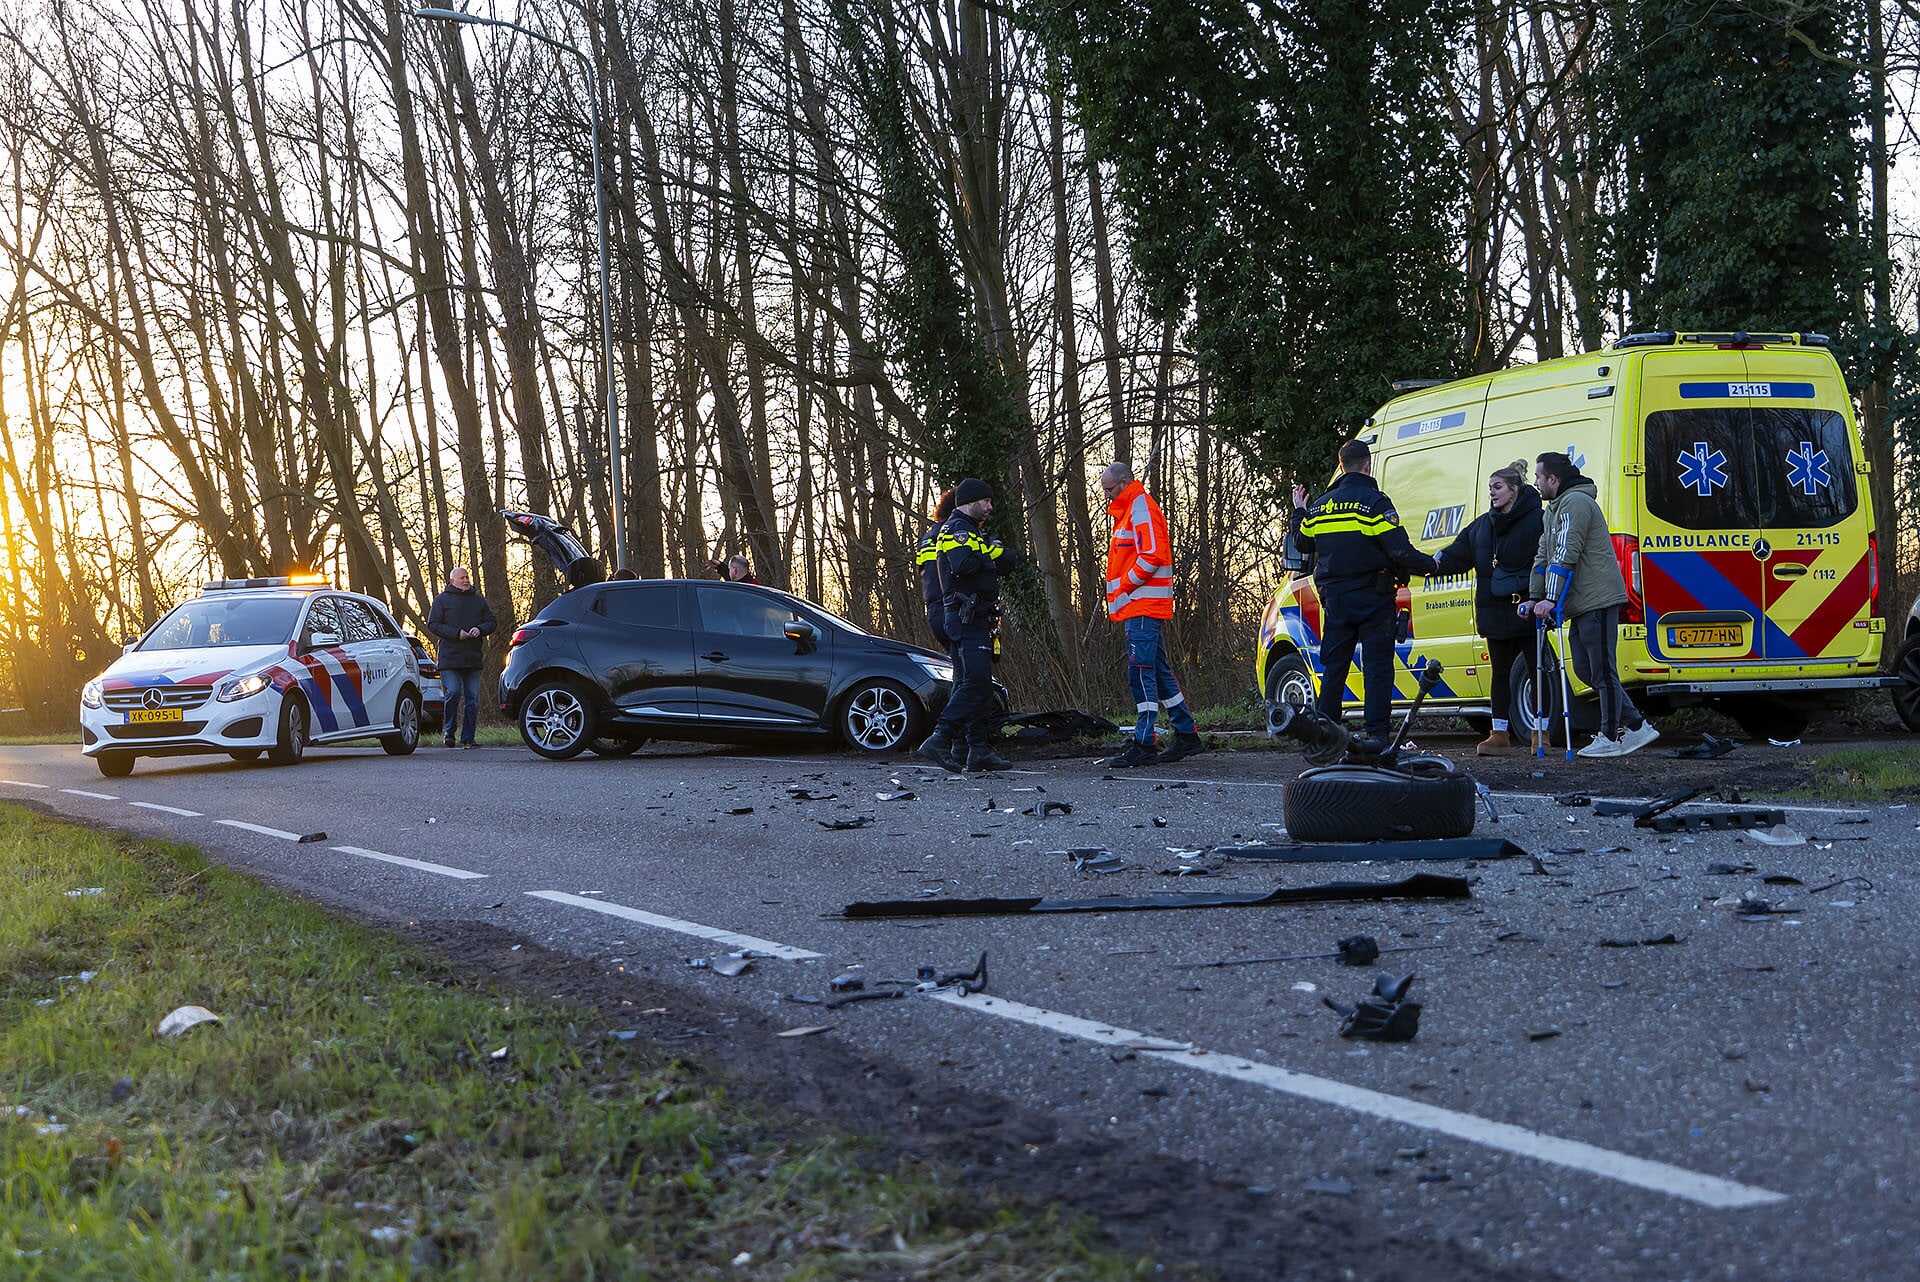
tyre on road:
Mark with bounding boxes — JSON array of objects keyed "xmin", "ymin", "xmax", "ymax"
[
  {"xmin": 381, "ymin": 687, "xmax": 421, "ymax": 756},
  {"xmin": 1283, "ymin": 761, "xmax": 1476, "ymax": 842},
  {"xmin": 519, "ymin": 679, "xmax": 593, "ymax": 760},
  {"xmin": 838, "ymin": 678, "xmax": 922, "ymax": 754},
  {"xmin": 96, "ymin": 751, "xmax": 134, "ymax": 779},
  {"xmin": 1894, "ymin": 635, "xmax": 1920, "ymax": 732},
  {"xmin": 267, "ymin": 695, "xmax": 307, "ymax": 767},
  {"xmin": 589, "ymin": 736, "xmax": 646, "ymax": 757}
]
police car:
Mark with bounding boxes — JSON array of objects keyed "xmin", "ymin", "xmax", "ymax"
[{"xmin": 80, "ymin": 576, "xmax": 423, "ymax": 778}]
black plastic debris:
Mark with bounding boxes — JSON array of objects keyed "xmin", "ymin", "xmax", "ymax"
[
  {"xmin": 999, "ymin": 709, "xmax": 1120, "ymax": 743},
  {"xmin": 1173, "ymin": 941, "xmax": 1441, "ymax": 970},
  {"xmin": 818, "ymin": 816, "xmax": 874, "ymax": 830},
  {"xmin": 1152, "ymin": 816, "xmax": 1168, "ymax": 828},
  {"xmin": 1599, "ymin": 933, "xmax": 1683, "ymax": 947},
  {"xmin": 1670, "ymin": 733, "xmax": 1737, "ymax": 760},
  {"xmin": 1336, "ymin": 935, "xmax": 1381, "ymax": 966},
  {"xmin": 826, "ymin": 989, "xmax": 904, "ymax": 1009},
  {"xmin": 922, "ymin": 951, "xmax": 989, "ymax": 993},
  {"xmin": 1548, "ymin": 846, "xmax": 1585, "ymax": 856},
  {"xmin": 296, "ymin": 831, "xmax": 328, "ymax": 844},
  {"xmin": 1555, "ymin": 792, "xmax": 1591, "ymax": 808},
  {"xmin": 786, "ymin": 788, "xmax": 836, "ymax": 801},
  {"xmin": 727, "ymin": 807, "xmax": 755, "ymax": 816},
  {"xmin": 1596, "ymin": 788, "xmax": 1702, "ymax": 819},
  {"xmin": 843, "ymin": 872, "xmax": 1472, "ymax": 919},
  {"xmin": 1326, "ymin": 973, "xmax": 1421, "ymax": 1042},
  {"xmin": 1527, "ymin": 1028, "xmax": 1563, "ymax": 1042},
  {"xmin": 1761, "ymin": 874, "xmax": 1804, "ymax": 887},
  {"xmin": 828, "ymin": 972, "xmax": 865, "ymax": 992},
  {"xmin": 1024, "ymin": 800, "xmax": 1073, "ymax": 818},
  {"xmin": 1074, "ymin": 852, "xmax": 1126, "ymax": 873},
  {"xmin": 1209, "ymin": 838, "xmax": 1523, "ymax": 864},
  {"xmin": 1649, "ymin": 806, "xmax": 1786, "ymax": 833},
  {"xmin": 1707, "ymin": 862, "xmax": 1758, "ymax": 875}
]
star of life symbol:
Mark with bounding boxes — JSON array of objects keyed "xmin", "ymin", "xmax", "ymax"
[
  {"xmin": 1677, "ymin": 441, "xmax": 1729, "ymax": 497},
  {"xmin": 1785, "ymin": 441, "xmax": 1831, "ymax": 495}
]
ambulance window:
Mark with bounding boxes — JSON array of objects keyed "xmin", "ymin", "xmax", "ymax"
[
  {"xmin": 1644, "ymin": 410, "xmax": 1763, "ymax": 529},
  {"xmin": 1753, "ymin": 409, "xmax": 1855, "ymax": 529},
  {"xmin": 336, "ymin": 598, "xmax": 381, "ymax": 643}
]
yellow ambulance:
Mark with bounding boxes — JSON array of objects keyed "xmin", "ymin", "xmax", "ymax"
[{"xmin": 1255, "ymin": 331, "xmax": 1892, "ymax": 741}]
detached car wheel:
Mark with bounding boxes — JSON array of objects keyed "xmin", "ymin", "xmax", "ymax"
[
  {"xmin": 1283, "ymin": 761, "xmax": 1476, "ymax": 842},
  {"xmin": 1893, "ymin": 636, "xmax": 1920, "ymax": 732},
  {"xmin": 840, "ymin": 679, "xmax": 923, "ymax": 754},
  {"xmin": 589, "ymin": 736, "xmax": 646, "ymax": 757},
  {"xmin": 97, "ymin": 752, "xmax": 134, "ymax": 779},
  {"xmin": 382, "ymin": 688, "xmax": 421, "ymax": 756},
  {"xmin": 267, "ymin": 696, "xmax": 307, "ymax": 766},
  {"xmin": 519, "ymin": 680, "xmax": 592, "ymax": 760}
]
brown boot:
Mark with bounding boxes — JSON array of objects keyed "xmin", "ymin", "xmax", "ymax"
[{"xmin": 1476, "ymin": 730, "xmax": 1514, "ymax": 757}]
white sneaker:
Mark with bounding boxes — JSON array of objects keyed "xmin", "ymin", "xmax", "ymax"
[
  {"xmin": 1577, "ymin": 733, "xmax": 1628, "ymax": 758},
  {"xmin": 1620, "ymin": 722, "xmax": 1661, "ymax": 755}
]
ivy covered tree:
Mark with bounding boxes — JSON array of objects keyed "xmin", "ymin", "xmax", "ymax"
[
  {"xmin": 1027, "ymin": 0, "xmax": 1469, "ymax": 481},
  {"xmin": 1612, "ymin": 0, "xmax": 1869, "ymax": 350}
]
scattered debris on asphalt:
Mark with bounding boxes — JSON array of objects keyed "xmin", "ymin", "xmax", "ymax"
[
  {"xmin": 1555, "ymin": 792, "xmax": 1590, "ymax": 808},
  {"xmin": 1336, "ymin": 934, "xmax": 1382, "ymax": 966},
  {"xmin": 786, "ymin": 788, "xmax": 836, "ymax": 801},
  {"xmin": 156, "ymin": 1005, "xmax": 220, "ymax": 1037},
  {"xmin": 708, "ymin": 953, "xmax": 756, "ymax": 977},
  {"xmin": 817, "ymin": 816, "xmax": 874, "ymax": 830},
  {"xmin": 1476, "ymin": 781, "xmax": 1501, "ymax": 823},
  {"xmin": 1171, "ymin": 938, "xmax": 1442, "ymax": 971},
  {"xmin": 1526, "ymin": 1027, "xmax": 1563, "ymax": 1042},
  {"xmin": 1326, "ymin": 973, "xmax": 1421, "ymax": 1042},
  {"xmin": 999, "ymin": 709, "xmax": 1120, "ymax": 742},
  {"xmin": 1707, "ymin": 862, "xmax": 1758, "ymax": 875},
  {"xmin": 1207, "ymin": 838, "xmax": 1523, "ymax": 864},
  {"xmin": 840, "ymin": 872, "xmax": 1471, "ymax": 918},
  {"xmin": 1767, "ymin": 738, "xmax": 1802, "ymax": 748},
  {"xmin": 1670, "ymin": 733, "xmax": 1737, "ymax": 759},
  {"xmin": 1596, "ymin": 788, "xmax": 1702, "ymax": 819},
  {"xmin": 727, "ymin": 806, "xmax": 755, "ymax": 815},
  {"xmin": 1747, "ymin": 823, "xmax": 1807, "ymax": 847},
  {"xmin": 1024, "ymin": 800, "xmax": 1073, "ymax": 818},
  {"xmin": 875, "ymin": 791, "xmax": 916, "ymax": 802},
  {"xmin": 296, "ymin": 831, "xmax": 328, "ymax": 844},
  {"xmin": 1598, "ymin": 933, "xmax": 1683, "ymax": 947},
  {"xmin": 777, "ymin": 1025, "xmax": 832, "ymax": 1038}
]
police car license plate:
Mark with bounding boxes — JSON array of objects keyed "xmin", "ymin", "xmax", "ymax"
[
  {"xmin": 1671, "ymin": 624, "xmax": 1743, "ymax": 648},
  {"xmin": 128, "ymin": 709, "xmax": 183, "ymax": 724}
]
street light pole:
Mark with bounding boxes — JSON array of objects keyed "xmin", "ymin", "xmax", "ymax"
[{"xmin": 411, "ymin": 7, "xmax": 625, "ymax": 573}]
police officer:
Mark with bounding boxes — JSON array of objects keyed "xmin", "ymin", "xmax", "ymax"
[
  {"xmin": 913, "ymin": 487, "xmax": 957, "ymax": 654},
  {"xmin": 1289, "ymin": 439, "xmax": 1435, "ymax": 748},
  {"xmin": 917, "ymin": 477, "xmax": 1013, "ymax": 773}
]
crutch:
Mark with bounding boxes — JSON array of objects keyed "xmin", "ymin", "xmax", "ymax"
[
  {"xmin": 1555, "ymin": 616, "xmax": 1576, "ymax": 762},
  {"xmin": 1533, "ymin": 617, "xmax": 1548, "ymax": 758}
]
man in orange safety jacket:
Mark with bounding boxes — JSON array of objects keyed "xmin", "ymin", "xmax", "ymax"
[{"xmin": 1100, "ymin": 462, "xmax": 1204, "ymax": 769}]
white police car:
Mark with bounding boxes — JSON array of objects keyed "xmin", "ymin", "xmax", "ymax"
[{"xmin": 80, "ymin": 577, "xmax": 423, "ymax": 778}]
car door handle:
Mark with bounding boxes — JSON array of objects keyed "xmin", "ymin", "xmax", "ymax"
[
  {"xmin": 1770, "ymin": 563, "xmax": 1808, "ymax": 580},
  {"xmin": 702, "ymin": 651, "xmax": 730, "ymax": 663}
]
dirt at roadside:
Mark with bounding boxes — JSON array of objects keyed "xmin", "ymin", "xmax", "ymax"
[{"xmin": 407, "ymin": 917, "xmax": 1548, "ymax": 1282}]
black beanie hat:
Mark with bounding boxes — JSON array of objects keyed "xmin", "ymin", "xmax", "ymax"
[{"xmin": 953, "ymin": 477, "xmax": 993, "ymax": 506}]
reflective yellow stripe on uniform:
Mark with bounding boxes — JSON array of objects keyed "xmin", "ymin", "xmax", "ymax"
[
  {"xmin": 936, "ymin": 532, "xmax": 1005, "ymax": 558},
  {"xmin": 1300, "ymin": 513, "xmax": 1399, "ymax": 537}
]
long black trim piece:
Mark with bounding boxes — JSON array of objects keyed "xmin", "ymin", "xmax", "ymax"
[
  {"xmin": 840, "ymin": 872, "xmax": 1470, "ymax": 919},
  {"xmin": 1211, "ymin": 839, "xmax": 1522, "ymax": 863}
]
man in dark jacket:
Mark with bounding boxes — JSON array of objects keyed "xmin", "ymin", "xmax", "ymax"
[
  {"xmin": 1432, "ymin": 461, "xmax": 1543, "ymax": 755},
  {"xmin": 918, "ymin": 478, "xmax": 1014, "ymax": 774},
  {"xmin": 1289, "ymin": 439, "xmax": 1434, "ymax": 744},
  {"xmin": 427, "ymin": 566, "xmax": 496, "ymax": 748},
  {"xmin": 914, "ymin": 488, "xmax": 956, "ymax": 654}
]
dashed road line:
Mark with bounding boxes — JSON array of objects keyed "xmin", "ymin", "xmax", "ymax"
[
  {"xmin": 59, "ymin": 788, "xmax": 118, "ymax": 800},
  {"xmin": 926, "ymin": 990, "xmax": 1787, "ymax": 1210},
  {"xmin": 1, "ymin": 779, "xmax": 49, "ymax": 788},
  {"xmin": 526, "ymin": 891, "xmax": 822, "ymax": 960},
  {"xmin": 331, "ymin": 846, "xmax": 487, "ymax": 880},
  {"xmin": 129, "ymin": 802, "xmax": 202, "ymax": 817},
  {"xmin": 215, "ymin": 819, "xmax": 301, "ymax": 841}
]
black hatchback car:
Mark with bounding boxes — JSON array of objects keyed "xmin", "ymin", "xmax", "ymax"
[{"xmin": 498, "ymin": 513, "xmax": 997, "ymax": 759}]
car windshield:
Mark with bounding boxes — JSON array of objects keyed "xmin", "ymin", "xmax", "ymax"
[{"xmin": 140, "ymin": 596, "xmax": 304, "ymax": 650}]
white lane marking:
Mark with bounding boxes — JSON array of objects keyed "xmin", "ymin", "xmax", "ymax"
[
  {"xmin": 60, "ymin": 789, "xmax": 118, "ymax": 800},
  {"xmin": 332, "ymin": 845, "xmax": 488, "ymax": 881},
  {"xmin": 215, "ymin": 819, "xmax": 301, "ymax": 840},
  {"xmin": 927, "ymin": 990, "xmax": 1786, "ymax": 1210},
  {"xmin": 129, "ymin": 802, "xmax": 202, "ymax": 817},
  {"xmin": 525, "ymin": 891, "xmax": 822, "ymax": 960},
  {"xmin": 1, "ymin": 779, "xmax": 49, "ymax": 789}
]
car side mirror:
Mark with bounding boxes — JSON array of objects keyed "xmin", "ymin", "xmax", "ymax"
[
  {"xmin": 120, "ymin": 636, "xmax": 139, "ymax": 653},
  {"xmin": 783, "ymin": 620, "xmax": 819, "ymax": 654},
  {"xmin": 1282, "ymin": 531, "xmax": 1315, "ymax": 578},
  {"xmin": 305, "ymin": 630, "xmax": 342, "ymax": 651}
]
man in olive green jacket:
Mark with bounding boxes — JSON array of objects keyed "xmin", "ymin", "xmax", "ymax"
[{"xmin": 1527, "ymin": 452, "xmax": 1658, "ymax": 758}]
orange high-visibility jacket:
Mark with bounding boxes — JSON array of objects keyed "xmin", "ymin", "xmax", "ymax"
[{"xmin": 1105, "ymin": 480, "xmax": 1175, "ymax": 620}]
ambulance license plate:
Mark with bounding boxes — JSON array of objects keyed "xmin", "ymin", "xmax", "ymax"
[
  {"xmin": 1671, "ymin": 625, "xmax": 1744, "ymax": 648},
  {"xmin": 127, "ymin": 709, "xmax": 183, "ymax": 724}
]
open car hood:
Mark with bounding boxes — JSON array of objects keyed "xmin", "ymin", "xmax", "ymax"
[{"xmin": 502, "ymin": 510, "xmax": 605, "ymax": 588}]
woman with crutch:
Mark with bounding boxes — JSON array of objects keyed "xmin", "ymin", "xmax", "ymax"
[{"xmin": 1428, "ymin": 460, "xmax": 1545, "ymax": 756}]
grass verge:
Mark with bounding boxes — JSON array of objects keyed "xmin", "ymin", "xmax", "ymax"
[
  {"xmin": 0, "ymin": 804, "xmax": 1144, "ymax": 1279},
  {"xmin": 1800, "ymin": 745, "xmax": 1920, "ymax": 801}
]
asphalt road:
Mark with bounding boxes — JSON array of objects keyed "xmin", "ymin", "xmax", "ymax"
[{"xmin": 5, "ymin": 736, "xmax": 1916, "ymax": 1280}]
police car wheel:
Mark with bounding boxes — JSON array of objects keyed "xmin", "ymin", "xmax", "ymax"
[
  {"xmin": 267, "ymin": 696, "xmax": 308, "ymax": 766},
  {"xmin": 1283, "ymin": 764, "xmax": 1476, "ymax": 842},
  {"xmin": 96, "ymin": 752, "xmax": 134, "ymax": 779},
  {"xmin": 229, "ymin": 750, "xmax": 262, "ymax": 763},
  {"xmin": 382, "ymin": 688, "xmax": 421, "ymax": 756},
  {"xmin": 1893, "ymin": 636, "xmax": 1920, "ymax": 733},
  {"xmin": 1264, "ymin": 653, "xmax": 1315, "ymax": 717},
  {"xmin": 589, "ymin": 736, "xmax": 646, "ymax": 757},
  {"xmin": 840, "ymin": 679, "xmax": 923, "ymax": 753},
  {"xmin": 519, "ymin": 680, "xmax": 592, "ymax": 760}
]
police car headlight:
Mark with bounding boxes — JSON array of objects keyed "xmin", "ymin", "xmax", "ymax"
[
  {"xmin": 911, "ymin": 654, "xmax": 955, "ymax": 682},
  {"xmin": 81, "ymin": 678, "xmax": 104, "ymax": 710},
  {"xmin": 216, "ymin": 673, "xmax": 271, "ymax": 703}
]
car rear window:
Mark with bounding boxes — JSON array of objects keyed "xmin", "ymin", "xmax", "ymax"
[
  {"xmin": 141, "ymin": 596, "xmax": 303, "ymax": 650},
  {"xmin": 1645, "ymin": 408, "xmax": 1856, "ymax": 530},
  {"xmin": 596, "ymin": 584, "xmax": 683, "ymax": 630}
]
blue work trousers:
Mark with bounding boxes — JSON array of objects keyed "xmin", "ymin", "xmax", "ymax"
[
  {"xmin": 442, "ymin": 667, "xmax": 481, "ymax": 745},
  {"xmin": 1124, "ymin": 616, "xmax": 1196, "ymax": 744}
]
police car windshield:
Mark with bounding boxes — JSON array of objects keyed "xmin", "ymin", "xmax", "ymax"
[{"xmin": 139, "ymin": 596, "xmax": 304, "ymax": 650}]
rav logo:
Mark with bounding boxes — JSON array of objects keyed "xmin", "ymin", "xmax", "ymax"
[{"xmin": 1421, "ymin": 505, "xmax": 1466, "ymax": 540}]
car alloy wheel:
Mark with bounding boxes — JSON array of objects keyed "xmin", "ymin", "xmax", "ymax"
[
  {"xmin": 521, "ymin": 682, "xmax": 591, "ymax": 759},
  {"xmin": 843, "ymin": 680, "xmax": 917, "ymax": 752},
  {"xmin": 268, "ymin": 697, "xmax": 307, "ymax": 766},
  {"xmin": 383, "ymin": 690, "xmax": 420, "ymax": 756}
]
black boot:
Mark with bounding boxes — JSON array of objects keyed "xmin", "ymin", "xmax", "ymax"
[
  {"xmin": 964, "ymin": 746, "xmax": 1012, "ymax": 773},
  {"xmin": 1105, "ymin": 740, "xmax": 1161, "ymax": 769},
  {"xmin": 917, "ymin": 731, "xmax": 962, "ymax": 773},
  {"xmin": 1156, "ymin": 731, "xmax": 1207, "ymax": 764}
]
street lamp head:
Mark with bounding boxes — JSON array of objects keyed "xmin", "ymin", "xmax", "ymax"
[{"xmin": 412, "ymin": 7, "xmax": 472, "ymax": 19}]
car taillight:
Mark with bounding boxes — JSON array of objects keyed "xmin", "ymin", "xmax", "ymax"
[
  {"xmin": 1613, "ymin": 534, "xmax": 1643, "ymax": 624},
  {"xmin": 1869, "ymin": 534, "xmax": 1880, "ymax": 613},
  {"xmin": 510, "ymin": 626, "xmax": 540, "ymax": 647}
]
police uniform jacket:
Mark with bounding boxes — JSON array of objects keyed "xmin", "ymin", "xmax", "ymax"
[
  {"xmin": 1290, "ymin": 471, "xmax": 1433, "ymax": 595},
  {"xmin": 914, "ymin": 522, "xmax": 943, "ymax": 608},
  {"xmin": 934, "ymin": 511, "xmax": 1012, "ymax": 614}
]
